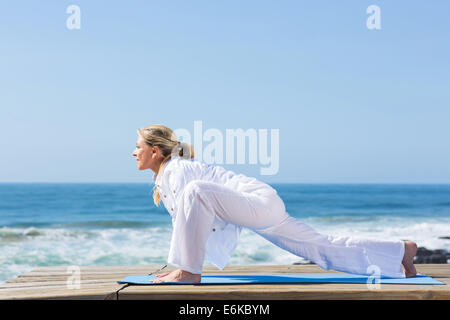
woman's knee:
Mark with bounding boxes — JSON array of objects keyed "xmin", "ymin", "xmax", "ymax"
[
  {"xmin": 184, "ymin": 180, "xmax": 212, "ymax": 196},
  {"xmin": 182, "ymin": 180, "xmax": 221, "ymax": 205}
]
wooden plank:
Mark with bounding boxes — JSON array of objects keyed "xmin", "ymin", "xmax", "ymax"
[
  {"xmin": 0, "ymin": 264, "xmax": 448, "ymax": 300},
  {"xmin": 117, "ymin": 284, "xmax": 450, "ymax": 300},
  {"xmin": 0, "ymin": 286, "xmax": 122, "ymax": 300},
  {"xmin": 117, "ymin": 264, "xmax": 450, "ymax": 300},
  {"xmin": 0, "ymin": 265, "xmax": 165, "ymax": 300}
]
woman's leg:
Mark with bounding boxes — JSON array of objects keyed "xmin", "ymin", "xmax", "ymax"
[
  {"xmin": 165, "ymin": 180, "xmax": 288, "ymax": 278},
  {"xmin": 402, "ymin": 241, "xmax": 418, "ymax": 277},
  {"xmin": 254, "ymin": 216, "xmax": 409, "ymax": 278},
  {"xmin": 162, "ymin": 179, "xmax": 413, "ymax": 281}
]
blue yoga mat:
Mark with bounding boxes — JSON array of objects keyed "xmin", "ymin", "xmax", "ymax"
[{"xmin": 118, "ymin": 274, "xmax": 445, "ymax": 285}]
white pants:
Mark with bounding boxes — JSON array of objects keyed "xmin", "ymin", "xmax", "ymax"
[{"xmin": 167, "ymin": 180, "xmax": 406, "ymax": 278}]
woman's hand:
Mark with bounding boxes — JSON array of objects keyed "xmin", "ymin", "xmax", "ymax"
[{"xmin": 155, "ymin": 272, "xmax": 171, "ymax": 278}]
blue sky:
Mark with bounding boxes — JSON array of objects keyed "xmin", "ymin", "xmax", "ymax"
[{"xmin": 0, "ymin": 1, "xmax": 449, "ymax": 183}]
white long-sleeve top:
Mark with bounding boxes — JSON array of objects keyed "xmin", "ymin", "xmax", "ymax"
[{"xmin": 152, "ymin": 156, "xmax": 278, "ymax": 269}]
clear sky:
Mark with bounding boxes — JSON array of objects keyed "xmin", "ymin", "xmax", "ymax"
[{"xmin": 1, "ymin": 1, "xmax": 449, "ymax": 183}]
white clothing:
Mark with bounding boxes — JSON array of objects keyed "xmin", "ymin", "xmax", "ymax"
[{"xmin": 153, "ymin": 157, "xmax": 405, "ymax": 278}]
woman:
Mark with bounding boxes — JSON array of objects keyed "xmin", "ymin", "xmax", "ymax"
[{"xmin": 132, "ymin": 124, "xmax": 418, "ymax": 283}]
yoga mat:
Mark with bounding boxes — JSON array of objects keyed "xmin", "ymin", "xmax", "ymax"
[{"xmin": 118, "ymin": 274, "xmax": 445, "ymax": 285}]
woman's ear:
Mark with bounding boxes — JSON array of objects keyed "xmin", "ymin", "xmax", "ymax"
[{"xmin": 152, "ymin": 146, "xmax": 160, "ymax": 156}]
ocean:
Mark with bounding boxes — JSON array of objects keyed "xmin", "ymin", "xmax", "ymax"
[{"xmin": 1, "ymin": 183, "xmax": 449, "ymax": 284}]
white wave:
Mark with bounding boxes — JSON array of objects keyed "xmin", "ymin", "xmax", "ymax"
[{"xmin": 0, "ymin": 226, "xmax": 173, "ymax": 284}]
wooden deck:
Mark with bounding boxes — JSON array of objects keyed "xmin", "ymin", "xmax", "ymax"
[{"xmin": 0, "ymin": 264, "xmax": 449, "ymax": 300}]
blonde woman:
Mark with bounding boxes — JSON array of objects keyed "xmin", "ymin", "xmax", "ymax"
[{"xmin": 132, "ymin": 124, "xmax": 418, "ymax": 283}]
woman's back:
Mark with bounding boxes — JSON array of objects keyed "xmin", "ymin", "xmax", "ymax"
[{"xmin": 162, "ymin": 157, "xmax": 278, "ymax": 197}]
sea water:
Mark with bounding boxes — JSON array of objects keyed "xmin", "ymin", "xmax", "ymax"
[{"xmin": 1, "ymin": 183, "xmax": 449, "ymax": 283}]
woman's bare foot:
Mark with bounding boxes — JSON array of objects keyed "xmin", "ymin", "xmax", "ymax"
[
  {"xmin": 402, "ymin": 241, "xmax": 418, "ymax": 278},
  {"xmin": 151, "ymin": 269, "xmax": 201, "ymax": 283}
]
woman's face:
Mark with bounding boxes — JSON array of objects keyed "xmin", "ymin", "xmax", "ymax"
[{"xmin": 132, "ymin": 135, "xmax": 161, "ymax": 172}]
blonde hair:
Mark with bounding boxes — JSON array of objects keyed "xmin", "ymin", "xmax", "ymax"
[{"xmin": 137, "ymin": 124, "xmax": 195, "ymax": 206}]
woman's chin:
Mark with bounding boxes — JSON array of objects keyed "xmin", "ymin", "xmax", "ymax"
[
  {"xmin": 138, "ymin": 165, "xmax": 151, "ymax": 171},
  {"xmin": 136, "ymin": 161, "xmax": 150, "ymax": 171}
]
